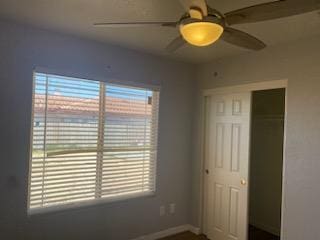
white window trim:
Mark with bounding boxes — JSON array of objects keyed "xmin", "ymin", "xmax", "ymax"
[
  {"xmin": 33, "ymin": 66, "xmax": 161, "ymax": 92},
  {"xmin": 27, "ymin": 71, "xmax": 160, "ymax": 215}
]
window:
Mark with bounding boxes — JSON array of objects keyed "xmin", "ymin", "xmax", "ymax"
[{"xmin": 28, "ymin": 72, "xmax": 159, "ymax": 213}]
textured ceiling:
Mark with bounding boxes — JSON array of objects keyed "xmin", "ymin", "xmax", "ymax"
[{"xmin": 0, "ymin": 0, "xmax": 320, "ymax": 63}]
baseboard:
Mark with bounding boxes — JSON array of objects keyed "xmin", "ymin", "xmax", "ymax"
[
  {"xmin": 131, "ymin": 224, "xmax": 200, "ymax": 240},
  {"xmin": 250, "ymin": 220, "xmax": 280, "ymax": 236},
  {"xmin": 188, "ymin": 225, "xmax": 201, "ymax": 235}
]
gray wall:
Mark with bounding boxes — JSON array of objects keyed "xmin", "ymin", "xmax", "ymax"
[
  {"xmin": 249, "ymin": 89, "xmax": 285, "ymax": 236},
  {"xmin": 0, "ymin": 20, "xmax": 195, "ymax": 240},
  {"xmin": 192, "ymin": 34, "xmax": 320, "ymax": 240},
  {"xmin": 3, "ymin": 16, "xmax": 320, "ymax": 240}
]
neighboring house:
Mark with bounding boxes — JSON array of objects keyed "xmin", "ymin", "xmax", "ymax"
[
  {"xmin": 30, "ymin": 93, "xmax": 154, "ymax": 208},
  {"xmin": 33, "ymin": 94, "xmax": 152, "ymax": 151}
]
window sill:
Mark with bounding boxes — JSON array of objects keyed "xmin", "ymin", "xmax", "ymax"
[{"xmin": 27, "ymin": 191, "xmax": 155, "ymax": 216}]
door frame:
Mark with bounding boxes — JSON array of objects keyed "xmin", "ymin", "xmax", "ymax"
[{"xmin": 199, "ymin": 79, "xmax": 288, "ymax": 239}]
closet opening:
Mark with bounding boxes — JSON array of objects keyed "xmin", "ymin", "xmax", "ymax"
[{"xmin": 248, "ymin": 88, "xmax": 285, "ymax": 240}]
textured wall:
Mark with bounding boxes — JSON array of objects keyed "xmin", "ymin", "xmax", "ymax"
[
  {"xmin": 0, "ymin": 20, "xmax": 195, "ymax": 240},
  {"xmin": 192, "ymin": 34, "xmax": 320, "ymax": 240},
  {"xmin": 3, "ymin": 16, "xmax": 320, "ymax": 240}
]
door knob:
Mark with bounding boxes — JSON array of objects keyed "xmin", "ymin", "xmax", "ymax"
[
  {"xmin": 205, "ymin": 169, "xmax": 209, "ymax": 175},
  {"xmin": 240, "ymin": 179, "xmax": 247, "ymax": 185}
]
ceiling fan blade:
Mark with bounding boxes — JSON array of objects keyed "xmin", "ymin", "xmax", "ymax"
[
  {"xmin": 94, "ymin": 22, "xmax": 177, "ymax": 28},
  {"xmin": 166, "ymin": 35, "xmax": 187, "ymax": 52},
  {"xmin": 179, "ymin": 0, "xmax": 208, "ymax": 16},
  {"xmin": 207, "ymin": 5, "xmax": 225, "ymax": 18},
  {"xmin": 225, "ymin": 0, "xmax": 320, "ymax": 25},
  {"xmin": 221, "ymin": 27, "xmax": 266, "ymax": 50}
]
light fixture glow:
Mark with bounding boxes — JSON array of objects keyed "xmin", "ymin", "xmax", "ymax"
[{"xmin": 180, "ymin": 22, "xmax": 224, "ymax": 47}]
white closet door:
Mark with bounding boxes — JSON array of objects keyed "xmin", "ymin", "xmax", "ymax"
[{"xmin": 204, "ymin": 92, "xmax": 251, "ymax": 240}]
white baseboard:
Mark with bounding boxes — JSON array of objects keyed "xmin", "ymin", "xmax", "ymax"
[
  {"xmin": 188, "ymin": 225, "xmax": 201, "ymax": 235},
  {"xmin": 131, "ymin": 224, "xmax": 200, "ymax": 240}
]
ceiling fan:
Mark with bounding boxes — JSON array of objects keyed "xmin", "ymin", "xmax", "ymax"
[{"xmin": 94, "ymin": 0, "xmax": 320, "ymax": 52}]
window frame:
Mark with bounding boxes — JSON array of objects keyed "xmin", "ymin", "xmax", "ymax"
[{"xmin": 27, "ymin": 71, "xmax": 160, "ymax": 215}]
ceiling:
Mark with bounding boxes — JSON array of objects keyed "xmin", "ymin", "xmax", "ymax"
[{"xmin": 0, "ymin": 0, "xmax": 320, "ymax": 63}]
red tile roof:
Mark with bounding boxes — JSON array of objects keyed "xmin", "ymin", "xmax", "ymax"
[{"xmin": 34, "ymin": 94, "xmax": 152, "ymax": 117}]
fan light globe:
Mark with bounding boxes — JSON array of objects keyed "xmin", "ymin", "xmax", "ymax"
[{"xmin": 180, "ymin": 22, "xmax": 224, "ymax": 47}]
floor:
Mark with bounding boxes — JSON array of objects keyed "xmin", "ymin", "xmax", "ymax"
[
  {"xmin": 160, "ymin": 226, "xmax": 280, "ymax": 240},
  {"xmin": 249, "ymin": 225, "xmax": 280, "ymax": 240},
  {"xmin": 159, "ymin": 232, "xmax": 208, "ymax": 240}
]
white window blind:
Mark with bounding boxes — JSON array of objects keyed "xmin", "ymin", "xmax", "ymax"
[{"xmin": 29, "ymin": 73, "xmax": 159, "ymax": 212}]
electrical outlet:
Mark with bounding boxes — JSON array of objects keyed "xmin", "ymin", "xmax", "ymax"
[
  {"xmin": 160, "ymin": 205, "xmax": 166, "ymax": 216},
  {"xmin": 169, "ymin": 203, "xmax": 175, "ymax": 214}
]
